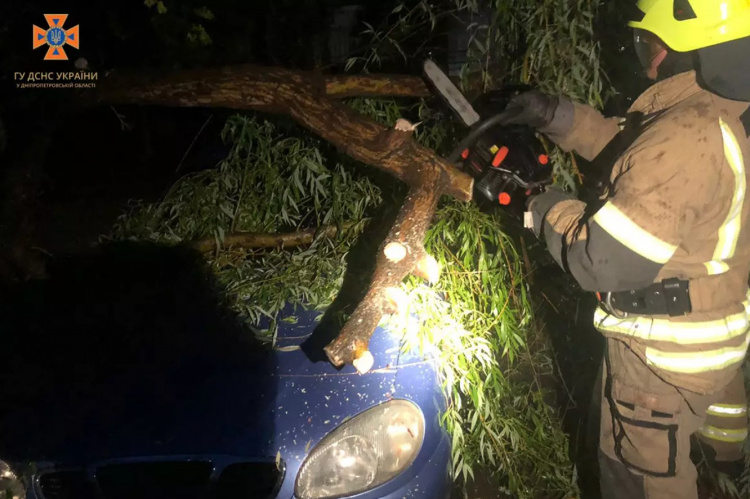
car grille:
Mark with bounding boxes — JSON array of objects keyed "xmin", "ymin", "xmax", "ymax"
[
  {"xmin": 38, "ymin": 460, "xmax": 284, "ymax": 499},
  {"xmin": 96, "ymin": 461, "xmax": 213, "ymax": 499},
  {"xmin": 38, "ymin": 470, "xmax": 96, "ymax": 499},
  {"xmin": 215, "ymin": 463, "xmax": 284, "ymax": 499}
]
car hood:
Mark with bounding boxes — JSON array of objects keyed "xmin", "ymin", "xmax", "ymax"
[{"xmin": 0, "ymin": 306, "xmax": 436, "ymax": 466}]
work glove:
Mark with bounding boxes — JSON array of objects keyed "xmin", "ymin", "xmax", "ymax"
[
  {"xmin": 504, "ymin": 90, "xmax": 575, "ymax": 137},
  {"xmin": 524, "ymin": 187, "xmax": 574, "ymax": 238}
]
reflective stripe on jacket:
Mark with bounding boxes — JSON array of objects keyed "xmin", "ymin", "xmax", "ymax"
[{"xmin": 531, "ymin": 71, "xmax": 750, "ymax": 393}]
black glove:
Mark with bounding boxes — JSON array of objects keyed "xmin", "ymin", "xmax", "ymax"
[{"xmin": 504, "ymin": 90, "xmax": 574, "ymax": 136}]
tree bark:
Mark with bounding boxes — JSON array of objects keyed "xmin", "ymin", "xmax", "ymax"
[
  {"xmin": 323, "ymin": 73, "xmax": 430, "ymax": 98},
  {"xmin": 97, "ymin": 65, "xmax": 474, "ymax": 372},
  {"xmin": 190, "ymin": 223, "xmax": 355, "ymax": 253}
]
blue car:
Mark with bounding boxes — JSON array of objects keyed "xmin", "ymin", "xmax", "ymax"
[{"xmin": 0, "ymin": 244, "xmax": 451, "ymax": 499}]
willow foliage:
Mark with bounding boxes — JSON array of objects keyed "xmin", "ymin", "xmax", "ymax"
[{"xmin": 111, "ymin": 116, "xmax": 382, "ymax": 329}]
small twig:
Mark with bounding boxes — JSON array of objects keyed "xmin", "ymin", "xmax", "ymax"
[
  {"xmin": 552, "ymin": 349, "xmax": 577, "ymax": 408},
  {"xmin": 176, "ymin": 114, "xmax": 213, "ymax": 172},
  {"xmin": 190, "ymin": 222, "xmax": 357, "ymax": 253},
  {"xmin": 110, "ymin": 106, "xmax": 131, "ymax": 131},
  {"xmin": 540, "ymin": 292, "xmax": 560, "ymax": 314},
  {"xmin": 30, "ymin": 246, "xmax": 54, "ymax": 258}
]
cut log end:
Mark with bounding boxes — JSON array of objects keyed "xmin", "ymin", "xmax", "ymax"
[
  {"xmin": 324, "ymin": 336, "xmax": 376, "ymax": 371},
  {"xmin": 394, "ymin": 118, "xmax": 421, "ymax": 133},
  {"xmin": 383, "ymin": 242, "xmax": 407, "ymax": 263},
  {"xmin": 352, "ymin": 351, "xmax": 375, "ymax": 374}
]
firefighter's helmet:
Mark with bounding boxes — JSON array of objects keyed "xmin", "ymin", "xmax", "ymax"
[{"xmin": 628, "ymin": 0, "xmax": 750, "ymax": 52}]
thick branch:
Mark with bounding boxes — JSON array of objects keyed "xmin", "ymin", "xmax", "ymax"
[
  {"xmin": 191, "ymin": 223, "xmax": 354, "ymax": 253},
  {"xmin": 324, "ymin": 178, "xmax": 441, "ymax": 371},
  {"xmin": 97, "ymin": 65, "xmax": 472, "ymax": 201}
]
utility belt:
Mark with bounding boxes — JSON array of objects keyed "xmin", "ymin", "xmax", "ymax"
[{"xmin": 598, "ymin": 278, "xmax": 692, "ymax": 318}]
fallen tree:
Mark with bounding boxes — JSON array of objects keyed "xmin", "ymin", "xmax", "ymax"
[{"xmin": 97, "ymin": 65, "xmax": 473, "ymax": 372}]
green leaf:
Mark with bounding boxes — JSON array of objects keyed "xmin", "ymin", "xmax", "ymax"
[{"xmin": 193, "ymin": 6, "xmax": 214, "ymax": 20}]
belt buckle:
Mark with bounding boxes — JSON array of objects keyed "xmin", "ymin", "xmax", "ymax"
[{"xmin": 604, "ymin": 292, "xmax": 628, "ymax": 319}]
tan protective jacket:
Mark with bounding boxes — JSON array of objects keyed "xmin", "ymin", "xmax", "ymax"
[{"xmin": 532, "ymin": 71, "xmax": 750, "ymax": 393}]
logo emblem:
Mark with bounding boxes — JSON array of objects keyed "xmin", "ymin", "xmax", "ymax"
[{"xmin": 33, "ymin": 14, "xmax": 79, "ymax": 61}]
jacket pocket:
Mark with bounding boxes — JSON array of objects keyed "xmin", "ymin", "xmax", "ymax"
[{"xmin": 610, "ymin": 379, "xmax": 682, "ymax": 477}]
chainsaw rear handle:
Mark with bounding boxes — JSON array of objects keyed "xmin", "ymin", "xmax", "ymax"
[{"xmin": 447, "ymin": 108, "xmax": 523, "ymax": 164}]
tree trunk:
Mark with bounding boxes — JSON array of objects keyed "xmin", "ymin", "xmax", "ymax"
[{"xmin": 97, "ymin": 64, "xmax": 474, "ymax": 372}]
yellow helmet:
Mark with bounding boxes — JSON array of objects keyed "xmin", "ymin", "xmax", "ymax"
[{"xmin": 628, "ymin": 0, "xmax": 750, "ymax": 52}]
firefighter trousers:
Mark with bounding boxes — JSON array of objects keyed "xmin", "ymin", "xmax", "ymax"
[{"xmin": 598, "ymin": 338, "xmax": 747, "ymax": 499}]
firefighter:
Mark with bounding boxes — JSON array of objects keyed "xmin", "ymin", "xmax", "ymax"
[{"xmin": 505, "ymin": 1, "xmax": 750, "ymax": 498}]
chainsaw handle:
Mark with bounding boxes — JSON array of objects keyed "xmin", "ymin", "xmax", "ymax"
[{"xmin": 447, "ymin": 108, "xmax": 524, "ymax": 163}]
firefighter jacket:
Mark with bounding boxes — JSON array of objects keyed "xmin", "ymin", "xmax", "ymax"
[{"xmin": 529, "ymin": 71, "xmax": 750, "ymax": 394}]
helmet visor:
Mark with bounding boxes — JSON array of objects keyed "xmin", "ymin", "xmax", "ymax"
[{"xmin": 633, "ymin": 28, "xmax": 661, "ymax": 71}]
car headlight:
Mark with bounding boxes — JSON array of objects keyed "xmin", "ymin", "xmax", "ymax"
[
  {"xmin": 0, "ymin": 461, "xmax": 26, "ymax": 499},
  {"xmin": 295, "ymin": 399, "xmax": 424, "ymax": 499}
]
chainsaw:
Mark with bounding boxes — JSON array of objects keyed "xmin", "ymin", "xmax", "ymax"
[{"xmin": 423, "ymin": 60, "xmax": 553, "ymax": 213}]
